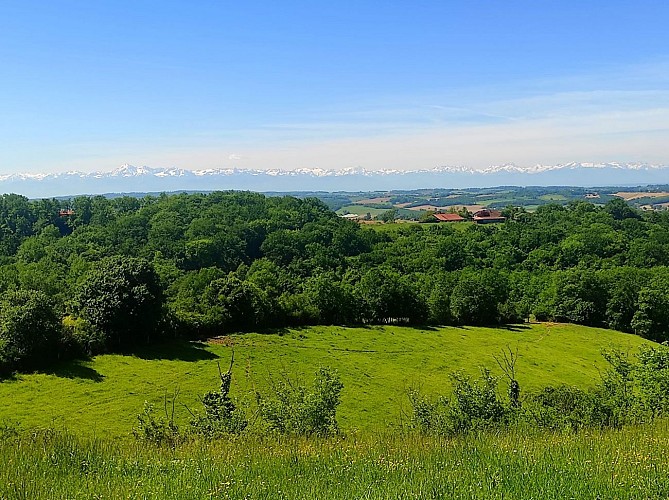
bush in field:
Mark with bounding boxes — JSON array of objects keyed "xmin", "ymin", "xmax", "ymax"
[
  {"xmin": 521, "ymin": 349, "xmax": 646, "ymax": 431},
  {"xmin": 0, "ymin": 289, "xmax": 62, "ymax": 374},
  {"xmin": 133, "ymin": 400, "xmax": 181, "ymax": 447},
  {"xmin": 257, "ymin": 367, "xmax": 343, "ymax": 436},
  {"xmin": 202, "ymin": 275, "xmax": 268, "ymax": 332},
  {"xmin": 61, "ymin": 315, "xmax": 106, "ymax": 356},
  {"xmin": 635, "ymin": 343, "xmax": 669, "ymax": 415},
  {"xmin": 408, "ymin": 369, "xmax": 510, "ymax": 435},
  {"xmin": 410, "ymin": 344, "xmax": 669, "ymax": 435},
  {"xmin": 448, "ymin": 369, "xmax": 508, "ymax": 431},
  {"xmin": 523, "ymin": 385, "xmax": 594, "ymax": 431},
  {"xmin": 407, "ymin": 389, "xmax": 451, "ymax": 435},
  {"xmin": 189, "ymin": 358, "xmax": 247, "ymax": 437}
]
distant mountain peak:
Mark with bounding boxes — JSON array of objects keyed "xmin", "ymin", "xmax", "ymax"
[{"xmin": 1, "ymin": 162, "xmax": 667, "ymax": 198}]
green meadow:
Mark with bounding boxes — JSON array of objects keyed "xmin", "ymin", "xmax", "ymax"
[
  {"xmin": 0, "ymin": 324, "xmax": 648, "ymax": 437},
  {"xmin": 1, "ymin": 422, "xmax": 668, "ymax": 499}
]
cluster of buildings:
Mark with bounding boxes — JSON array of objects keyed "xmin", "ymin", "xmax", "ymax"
[
  {"xmin": 339, "ymin": 208, "xmax": 506, "ymax": 224},
  {"xmin": 432, "ymin": 209, "xmax": 506, "ymax": 224}
]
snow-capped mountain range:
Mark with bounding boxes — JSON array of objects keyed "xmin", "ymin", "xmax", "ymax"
[{"xmin": 1, "ymin": 162, "xmax": 668, "ymax": 198}]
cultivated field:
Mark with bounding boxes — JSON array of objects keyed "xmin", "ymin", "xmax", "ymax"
[{"xmin": 614, "ymin": 191, "xmax": 669, "ymax": 201}]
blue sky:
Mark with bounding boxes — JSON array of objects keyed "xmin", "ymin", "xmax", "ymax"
[{"xmin": 1, "ymin": 1, "xmax": 668, "ymax": 173}]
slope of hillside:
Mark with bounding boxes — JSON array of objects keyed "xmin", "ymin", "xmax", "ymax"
[{"xmin": 0, "ymin": 323, "xmax": 649, "ymax": 436}]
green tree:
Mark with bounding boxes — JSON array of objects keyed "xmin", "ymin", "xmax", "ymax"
[
  {"xmin": 551, "ymin": 270, "xmax": 607, "ymax": 326},
  {"xmin": 302, "ymin": 273, "xmax": 359, "ymax": 324},
  {"xmin": 357, "ymin": 267, "xmax": 426, "ymax": 324},
  {"xmin": 76, "ymin": 256, "xmax": 164, "ymax": 349},
  {"xmin": 604, "ymin": 198, "xmax": 640, "ymax": 221},
  {"xmin": 379, "ymin": 208, "xmax": 398, "ymax": 223},
  {"xmin": 203, "ymin": 274, "xmax": 268, "ymax": 332},
  {"xmin": 0, "ymin": 289, "xmax": 61, "ymax": 373},
  {"xmin": 450, "ymin": 269, "xmax": 508, "ymax": 325},
  {"xmin": 631, "ymin": 281, "xmax": 669, "ymax": 343}
]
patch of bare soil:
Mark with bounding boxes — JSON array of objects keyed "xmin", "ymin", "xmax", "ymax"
[
  {"xmin": 614, "ymin": 191, "xmax": 669, "ymax": 201},
  {"xmin": 208, "ymin": 336, "xmax": 235, "ymax": 346}
]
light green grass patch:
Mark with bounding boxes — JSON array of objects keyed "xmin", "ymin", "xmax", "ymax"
[
  {"xmin": 336, "ymin": 205, "xmax": 389, "ymax": 217},
  {"xmin": 539, "ymin": 194, "xmax": 568, "ymax": 201},
  {"xmin": 0, "ymin": 324, "xmax": 649, "ymax": 436}
]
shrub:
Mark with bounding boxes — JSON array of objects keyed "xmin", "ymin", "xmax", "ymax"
[
  {"xmin": 449, "ymin": 369, "xmax": 508, "ymax": 431},
  {"xmin": 523, "ymin": 385, "xmax": 593, "ymax": 431},
  {"xmin": 133, "ymin": 400, "xmax": 181, "ymax": 447},
  {"xmin": 408, "ymin": 369, "xmax": 509, "ymax": 435},
  {"xmin": 409, "ymin": 345, "xmax": 669, "ymax": 435},
  {"xmin": 189, "ymin": 359, "xmax": 247, "ymax": 437},
  {"xmin": 635, "ymin": 343, "xmax": 669, "ymax": 416},
  {"xmin": 407, "ymin": 388, "xmax": 451, "ymax": 435},
  {"xmin": 257, "ymin": 367, "xmax": 343, "ymax": 436},
  {"xmin": 61, "ymin": 315, "xmax": 106, "ymax": 356}
]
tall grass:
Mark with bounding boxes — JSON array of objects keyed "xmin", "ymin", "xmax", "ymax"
[{"xmin": 2, "ymin": 421, "xmax": 668, "ymax": 499}]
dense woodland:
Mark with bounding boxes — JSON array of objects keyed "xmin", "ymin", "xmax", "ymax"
[{"xmin": 1, "ymin": 191, "xmax": 669, "ymax": 374}]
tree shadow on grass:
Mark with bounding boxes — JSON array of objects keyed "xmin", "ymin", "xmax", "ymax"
[
  {"xmin": 41, "ymin": 362, "xmax": 105, "ymax": 382},
  {"xmin": 0, "ymin": 360, "xmax": 105, "ymax": 383},
  {"xmin": 258, "ymin": 323, "xmax": 443, "ymax": 335},
  {"xmin": 132, "ymin": 340, "xmax": 219, "ymax": 362},
  {"xmin": 400, "ymin": 324, "xmax": 441, "ymax": 332},
  {"xmin": 498, "ymin": 324, "xmax": 532, "ymax": 333},
  {"xmin": 256, "ymin": 325, "xmax": 322, "ymax": 337}
]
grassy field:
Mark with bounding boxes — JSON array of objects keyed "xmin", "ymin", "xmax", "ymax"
[
  {"xmin": 336, "ymin": 204, "xmax": 417, "ymax": 218},
  {"xmin": 0, "ymin": 324, "xmax": 649, "ymax": 437},
  {"xmin": 1, "ymin": 421, "xmax": 668, "ymax": 499},
  {"xmin": 336, "ymin": 204, "xmax": 390, "ymax": 217},
  {"xmin": 538, "ymin": 193, "xmax": 569, "ymax": 201}
]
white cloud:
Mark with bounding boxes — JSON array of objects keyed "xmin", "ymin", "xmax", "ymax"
[{"xmin": 4, "ymin": 60, "xmax": 668, "ymax": 174}]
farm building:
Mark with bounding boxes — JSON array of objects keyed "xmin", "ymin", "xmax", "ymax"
[
  {"xmin": 433, "ymin": 213, "xmax": 465, "ymax": 222},
  {"xmin": 473, "ymin": 209, "xmax": 505, "ymax": 224}
]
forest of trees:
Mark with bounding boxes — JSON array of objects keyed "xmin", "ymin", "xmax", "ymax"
[{"xmin": 1, "ymin": 191, "xmax": 669, "ymax": 374}]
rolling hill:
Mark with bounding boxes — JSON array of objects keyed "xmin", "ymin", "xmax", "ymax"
[{"xmin": 0, "ymin": 323, "xmax": 650, "ymax": 436}]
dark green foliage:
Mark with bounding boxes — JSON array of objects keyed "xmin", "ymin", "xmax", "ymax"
[
  {"xmin": 75, "ymin": 256, "xmax": 163, "ymax": 350},
  {"xmin": 551, "ymin": 270, "xmax": 606, "ymax": 325},
  {"xmin": 448, "ymin": 369, "xmax": 508, "ymax": 431},
  {"xmin": 524, "ymin": 385, "xmax": 593, "ymax": 430},
  {"xmin": 631, "ymin": 275, "xmax": 669, "ymax": 342},
  {"xmin": 635, "ymin": 344, "xmax": 669, "ymax": 415},
  {"xmin": 302, "ymin": 273, "xmax": 358, "ymax": 325},
  {"xmin": 358, "ymin": 267, "xmax": 427, "ymax": 324},
  {"xmin": 3, "ymin": 189, "xmax": 669, "ymax": 371},
  {"xmin": 604, "ymin": 198, "xmax": 641, "ymax": 221},
  {"xmin": 0, "ymin": 289, "xmax": 62, "ymax": 373},
  {"xmin": 256, "ymin": 367, "xmax": 343, "ymax": 436},
  {"xmin": 203, "ymin": 274, "xmax": 268, "ymax": 332},
  {"xmin": 449, "ymin": 269, "xmax": 508, "ymax": 325},
  {"xmin": 189, "ymin": 358, "xmax": 247, "ymax": 437}
]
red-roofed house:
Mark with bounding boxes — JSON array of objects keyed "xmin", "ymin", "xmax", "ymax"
[
  {"xmin": 433, "ymin": 213, "xmax": 465, "ymax": 222},
  {"xmin": 473, "ymin": 209, "xmax": 505, "ymax": 224}
]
